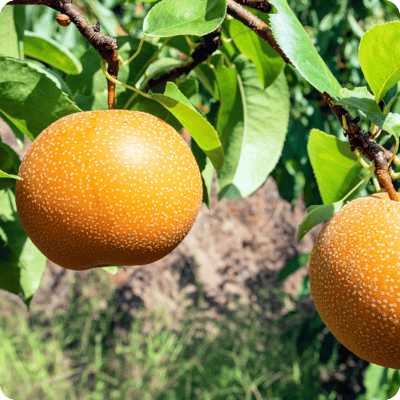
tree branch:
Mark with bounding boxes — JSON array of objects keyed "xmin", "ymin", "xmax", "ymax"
[
  {"xmin": 6, "ymin": 0, "xmax": 399, "ymax": 199},
  {"xmin": 7, "ymin": 0, "xmax": 119, "ymax": 109},
  {"xmin": 226, "ymin": 0, "xmax": 398, "ymax": 200},
  {"xmin": 146, "ymin": 27, "xmax": 222, "ymax": 92},
  {"xmin": 323, "ymin": 92, "xmax": 398, "ymax": 201},
  {"xmin": 226, "ymin": 0, "xmax": 292, "ymax": 65},
  {"xmin": 234, "ymin": 0, "xmax": 272, "ymax": 13}
]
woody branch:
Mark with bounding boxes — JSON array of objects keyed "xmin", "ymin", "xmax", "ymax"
[{"xmin": 226, "ymin": 0, "xmax": 398, "ymax": 201}]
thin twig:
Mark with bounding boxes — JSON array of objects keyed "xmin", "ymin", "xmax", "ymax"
[
  {"xmin": 226, "ymin": 0, "xmax": 292, "ymax": 65},
  {"xmin": 323, "ymin": 92, "xmax": 399, "ymax": 201},
  {"xmin": 146, "ymin": 27, "xmax": 222, "ymax": 92}
]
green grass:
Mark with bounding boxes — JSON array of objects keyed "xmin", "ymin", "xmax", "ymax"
[{"xmin": 0, "ymin": 268, "xmax": 338, "ymax": 400}]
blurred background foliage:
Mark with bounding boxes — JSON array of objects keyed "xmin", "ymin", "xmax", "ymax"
[{"xmin": 2, "ymin": 0, "xmax": 400, "ymax": 399}]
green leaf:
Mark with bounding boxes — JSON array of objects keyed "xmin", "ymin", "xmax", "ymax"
[
  {"xmin": 229, "ymin": 18, "xmax": 285, "ymax": 88},
  {"xmin": 27, "ymin": 59, "xmax": 73, "ymax": 97},
  {"xmin": 133, "ymin": 96, "xmax": 183, "ymax": 132},
  {"xmin": 66, "ymin": 37, "xmax": 157, "ymax": 111},
  {"xmin": 0, "ymin": 140, "xmax": 21, "ymax": 188},
  {"xmin": 0, "ymin": 171, "xmax": 20, "ymax": 180},
  {"xmin": 90, "ymin": 0, "xmax": 119, "ymax": 37},
  {"xmin": 277, "ymin": 252, "xmax": 311, "ymax": 283},
  {"xmin": 151, "ymin": 82, "xmax": 224, "ymax": 172},
  {"xmin": 359, "ymin": 21, "xmax": 400, "ymax": 103},
  {"xmin": 0, "ymin": 56, "xmax": 81, "ymax": 139},
  {"xmin": 216, "ymin": 54, "xmax": 289, "ymax": 199},
  {"xmin": 0, "ymin": 5, "xmax": 24, "ymax": 59},
  {"xmin": 363, "ymin": 364, "xmax": 388, "ymax": 400},
  {"xmin": 297, "ymin": 201, "xmax": 343, "ymax": 242},
  {"xmin": 220, "ymin": 18, "xmax": 237, "ymax": 59},
  {"xmin": 146, "ymin": 57, "xmax": 181, "ymax": 80},
  {"xmin": 0, "ymin": 239, "xmax": 22, "ymax": 297},
  {"xmin": 24, "ymin": 31, "xmax": 82, "ymax": 75},
  {"xmin": 162, "ymin": 36, "xmax": 192, "ymax": 56},
  {"xmin": 102, "ymin": 266, "xmax": 121, "ymax": 274},
  {"xmin": 307, "ymin": 129, "xmax": 370, "ymax": 205},
  {"xmin": 338, "ymin": 87, "xmax": 400, "ymax": 139},
  {"xmin": 195, "ymin": 62, "xmax": 219, "ymax": 99},
  {"xmin": 143, "ymin": 0, "xmax": 227, "ymax": 37},
  {"xmin": 382, "ymin": 83, "xmax": 400, "ymax": 114},
  {"xmin": 191, "ymin": 139, "xmax": 213, "ymax": 208},
  {"xmin": 298, "ymin": 275, "xmax": 310, "ymax": 301},
  {"xmin": 0, "ymin": 108, "xmax": 32, "ymax": 143},
  {"xmin": 338, "ymin": 86, "xmax": 378, "ymax": 112},
  {"xmin": 269, "ymin": 0, "xmax": 341, "ymax": 96},
  {"xmin": 387, "ymin": 370, "xmax": 400, "ymax": 399},
  {"xmin": 0, "ymin": 189, "xmax": 46, "ymax": 305}
]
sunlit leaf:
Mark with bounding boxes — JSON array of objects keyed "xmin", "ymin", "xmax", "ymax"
[
  {"xmin": 0, "ymin": 5, "xmax": 24, "ymax": 59},
  {"xmin": 297, "ymin": 201, "xmax": 343, "ymax": 242},
  {"xmin": 307, "ymin": 129, "xmax": 369, "ymax": 205},
  {"xmin": 151, "ymin": 82, "xmax": 224, "ymax": 172},
  {"xmin": 229, "ymin": 18, "xmax": 284, "ymax": 88},
  {"xmin": 143, "ymin": 0, "xmax": 227, "ymax": 37},
  {"xmin": 24, "ymin": 32, "xmax": 82, "ymax": 75},
  {"xmin": 216, "ymin": 54, "xmax": 289, "ymax": 199},
  {"xmin": 0, "ymin": 56, "xmax": 81, "ymax": 139},
  {"xmin": 0, "ymin": 189, "xmax": 46, "ymax": 306},
  {"xmin": 269, "ymin": 0, "xmax": 341, "ymax": 96},
  {"xmin": 359, "ymin": 21, "xmax": 400, "ymax": 103}
]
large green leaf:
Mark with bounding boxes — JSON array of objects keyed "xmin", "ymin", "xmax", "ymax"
[
  {"xmin": 132, "ymin": 96, "xmax": 183, "ymax": 132},
  {"xmin": 143, "ymin": 0, "xmax": 227, "ymax": 37},
  {"xmin": 151, "ymin": 82, "xmax": 224, "ymax": 172},
  {"xmin": 297, "ymin": 201, "xmax": 343, "ymax": 242},
  {"xmin": 0, "ymin": 5, "xmax": 24, "ymax": 59},
  {"xmin": 268, "ymin": 0, "xmax": 341, "ymax": 96},
  {"xmin": 66, "ymin": 36, "xmax": 157, "ymax": 111},
  {"xmin": 0, "ymin": 189, "xmax": 46, "ymax": 306},
  {"xmin": 307, "ymin": 129, "xmax": 370, "ymax": 205},
  {"xmin": 229, "ymin": 18, "xmax": 284, "ymax": 88},
  {"xmin": 216, "ymin": 54, "xmax": 289, "ymax": 199},
  {"xmin": 0, "ymin": 56, "xmax": 81, "ymax": 140},
  {"xmin": 359, "ymin": 21, "xmax": 400, "ymax": 103},
  {"xmin": 24, "ymin": 31, "xmax": 82, "ymax": 75}
]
